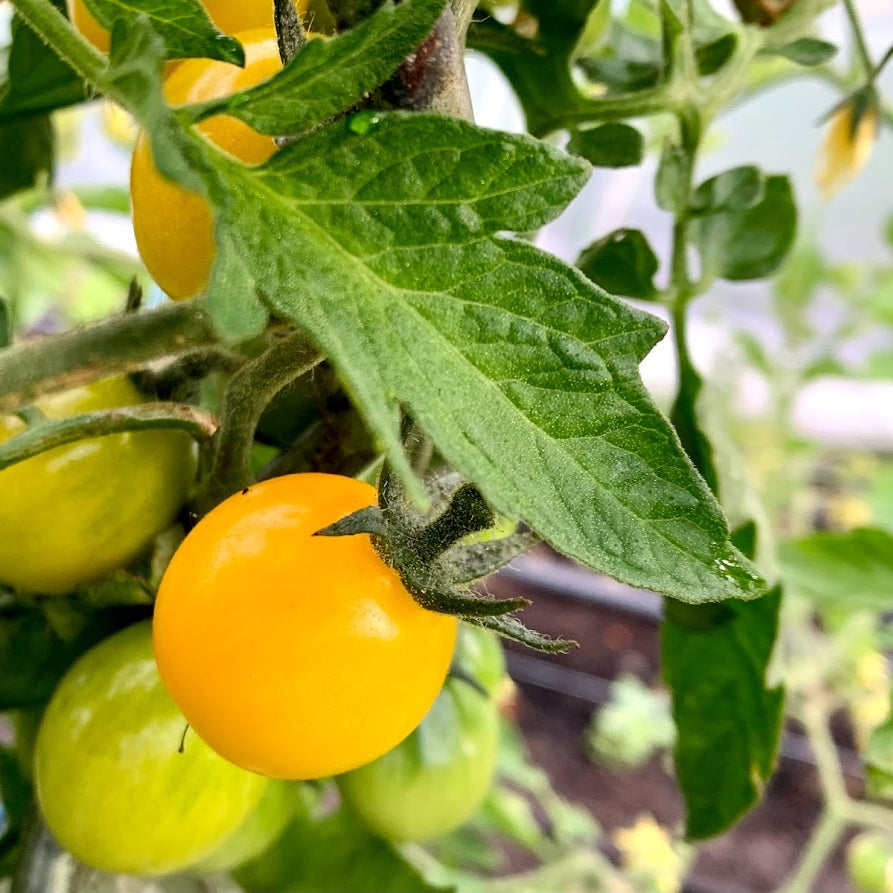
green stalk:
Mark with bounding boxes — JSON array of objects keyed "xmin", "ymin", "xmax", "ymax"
[
  {"xmin": 0, "ymin": 301, "xmax": 224, "ymax": 413},
  {"xmin": 195, "ymin": 333, "xmax": 322, "ymax": 513},
  {"xmin": 9, "ymin": 0, "xmax": 109, "ymax": 91},
  {"xmin": 841, "ymin": 0, "xmax": 876, "ymax": 81},
  {"xmin": 0, "ymin": 404, "xmax": 217, "ymax": 471},
  {"xmin": 777, "ymin": 808, "xmax": 845, "ymax": 893}
]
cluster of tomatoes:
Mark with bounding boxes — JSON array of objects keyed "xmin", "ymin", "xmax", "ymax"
[{"xmin": 0, "ymin": 1, "xmax": 509, "ymax": 877}]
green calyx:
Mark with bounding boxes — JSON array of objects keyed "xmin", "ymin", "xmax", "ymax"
[{"xmin": 315, "ymin": 467, "xmax": 576, "ymax": 654}]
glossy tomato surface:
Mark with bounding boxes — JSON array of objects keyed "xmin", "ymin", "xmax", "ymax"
[
  {"xmin": 337, "ymin": 625, "xmax": 503, "ymax": 842},
  {"xmin": 153, "ymin": 473, "xmax": 458, "ymax": 780},
  {"xmin": 0, "ymin": 376, "xmax": 195, "ymax": 594},
  {"xmin": 35, "ymin": 622, "xmax": 268, "ymax": 875},
  {"xmin": 130, "ymin": 29, "xmax": 282, "ymax": 300}
]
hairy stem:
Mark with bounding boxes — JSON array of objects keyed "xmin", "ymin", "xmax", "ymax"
[
  {"xmin": 0, "ymin": 404, "xmax": 217, "ymax": 471},
  {"xmin": 0, "ymin": 301, "xmax": 228, "ymax": 413},
  {"xmin": 196, "ymin": 333, "xmax": 322, "ymax": 513},
  {"xmin": 10, "ymin": 0, "xmax": 107, "ymax": 90}
]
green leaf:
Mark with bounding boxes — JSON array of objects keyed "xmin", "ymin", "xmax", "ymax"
[
  {"xmin": 670, "ymin": 353, "xmax": 719, "ymax": 496},
  {"xmin": 192, "ymin": 111, "xmax": 764, "ymax": 604},
  {"xmin": 567, "ymin": 122, "xmax": 644, "ymax": 168},
  {"xmin": 779, "ymin": 527, "xmax": 893, "ymax": 615},
  {"xmin": 0, "ymin": 116, "xmax": 54, "ymax": 202},
  {"xmin": 470, "ymin": 14, "xmax": 653, "ymax": 137},
  {"xmin": 184, "ymin": 0, "xmax": 449, "ymax": 136},
  {"xmin": 578, "ymin": 56, "xmax": 661, "ymax": 93},
  {"xmin": 0, "ymin": 600, "xmax": 143, "ymax": 710},
  {"xmin": 0, "ymin": 748, "xmax": 31, "ymax": 834},
  {"xmin": 663, "ymin": 578, "xmax": 784, "ymax": 839},
  {"xmin": 576, "ymin": 228, "xmax": 658, "ymax": 298},
  {"xmin": 696, "ymin": 32, "xmax": 737, "ymax": 76},
  {"xmin": 655, "ymin": 141, "xmax": 690, "ymax": 213},
  {"xmin": 690, "ymin": 165, "xmax": 765, "ymax": 216},
  {"xmin": 692, "ymin": 175, "xmax": 796, "ymax": 281},
  {"xmin": 865, "ymin": 713, "xmax": 893, "ymax": 801},
  {"xmin": 0, "ymin": 1, "xmax": 91, "ymax": 124},
  {"xmin": 83, "ymin": 0, "xmax": 245, "ymax": 64},
  {"xmin": 235, "ymin": 799, "xmax": 453, "ymax": 893},
  {"xmin": 575, "ymin": 20, "xmax": 663, "ymax": 94},
  {"xmin": 765, "ymin": 37, "xmax": 837, "ymax": 67}
]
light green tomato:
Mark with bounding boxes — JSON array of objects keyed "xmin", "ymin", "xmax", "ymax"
[
  {"xmin": 848, "ymin": 831, "xmax": 893, "ymax": 893},
  {"xmin": 196, "ymin": 779, "xmax": 299, "ymax": 874},
  {"xmin": 337, "ymin": 625, "xmax": 503, "ymax": 843},
  {"xmin": 35, "ymin": 622, "xmax": 268, "ymax": 876},
  {"xmin": 454, "ymin": 622, "xmax": 505, "ymax": 697},
  {"xmin": 0, "ymin": 376, "xmax": 196, "ymax": 594}
]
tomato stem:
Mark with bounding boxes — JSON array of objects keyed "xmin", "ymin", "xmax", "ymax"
[
  {"xmin": 195, "ymin": 333, "xmax": 322, "ymax": 515},
  {"xmin": 0, "ymin": 404, "xmax": 218, "ymax": 472},
  {"xmin": 0, "ymin": 300, "xmax": 225, "ymax": 414}
]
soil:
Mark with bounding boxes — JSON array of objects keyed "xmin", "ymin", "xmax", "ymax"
[{"xmin": 488, "ymin": 561, "xmax": 860, "ymax": 893}]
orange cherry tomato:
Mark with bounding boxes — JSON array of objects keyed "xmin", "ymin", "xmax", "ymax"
[
  {"xmin": 130, "ymin": 28, "xmax": 283, "ymax": 300},
  {"xmin": 153, "ymin": 473, "xmax": 458, "ymax": 780},
  {"xmin": 67, "ymin": 0, "xmax": 310, "ymax": 54}
]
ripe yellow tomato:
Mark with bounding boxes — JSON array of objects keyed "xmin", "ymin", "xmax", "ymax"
[
  {"xmin": 35, "ymin": 622, "xmax": 268, "ymax": 875},
  {"xmin": 67, "ymin": 0, "xmax": 310, "ymax": 54},
  {"xmin": 0, "ymin": 376, "xmax": 195, "ymax": 594},
  {"xmin": 153, "ymin": 473, "xmax": 458, "ymax": 780},
  {"xmin": 130, "ymin": 29, "xmax": 282, "ymax": 300}
]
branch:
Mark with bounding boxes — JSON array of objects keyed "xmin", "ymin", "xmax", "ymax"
[
  {"xmin": 0, "ymin": 404, "xmax": 217, "ymax": 471},
  {"xmin": 0, "ymin": 301, "xmax": 225, "ymax": 412},
  {"xmin": 196, "ymin": 333, "xmax": 323, "ymax": 512}
]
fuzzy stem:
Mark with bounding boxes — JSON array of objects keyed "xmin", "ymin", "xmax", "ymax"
[
  {"xmin": 0, "ymin": 404, "xmax": 217, "ymax": 470},
  {"xmin": 0, "ymin": 301, "xmax": 226, "ymax": 413},
  {"xmin": 196, "ymin": 333, "xmax": 322, "ymax": 512},
  {"xmin": 10, "ymin": 0, "xmax": 108, "ymax": 90}
]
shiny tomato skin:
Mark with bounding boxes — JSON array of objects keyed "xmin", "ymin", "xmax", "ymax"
[
  {"xmin": 34, "ymin": 622, "xmax": 268, "ymax": 876},
  {"xmin": 129, "ymin": 29, "xmax": 282, "ymax": 300},
  {"xmin": 153, "ymin": 473, "xmax": 459, "ymax": 780},
  {"xmin": 0, "ymin": 376, "xmax": 195, "ymax": 595}
]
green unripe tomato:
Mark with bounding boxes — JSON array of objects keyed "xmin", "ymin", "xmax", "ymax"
[
  {"xmin": 337, "ymin": 626, "xmax": 503, "ymax": 842},
  {"xmin": 454, "ymin": 622, "xmax": 506, "ymax": 697},
  {"xmin": 35, "ymin": 622, "xmax": 268, "ymax": 876},
  {"xmin": 0, "ymin": 376, "xmax": 196, "ymax": 594},
  {"xmin": 848, "ymin": 831, "xmax": 893, "ymax": 893},
  {"xmin": 196, "ymin": 779, "xmax": 299, "ymax": 874}
]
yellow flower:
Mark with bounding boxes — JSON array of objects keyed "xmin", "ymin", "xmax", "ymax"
[
  {"xmin": 814, "ymin": 94, "xmax": 879, "ymax": 199},
  {"xmin": 614, "ymin": 814, "xmax": 685, "ymax": 893}
]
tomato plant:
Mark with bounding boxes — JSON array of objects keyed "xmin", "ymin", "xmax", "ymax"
[
  {"xmin": 337, "ymin": 625, "xmax": 503, "ymax": 842},
  {"xmin": 130, "ymin": 29, "xmax": 284, "ymax": 300},
  {"xmin": 34, "ymin": 621, "xmax": 268, "ymax": 875},
  {"xmin": 2, "ymin": 0, "xmax": 892, "ymax": 891},
  {"xmin": 0, "ymin": 375, "xmax": 195, "ymax": 594},
  {"xmin": 153, "ymin": 472, "xmax": 458, "ymax": 779}
]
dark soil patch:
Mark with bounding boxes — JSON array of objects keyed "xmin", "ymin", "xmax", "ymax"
[{"xmin": 490, "ymin": 562, "xmax": 856, "ymax": 893}]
